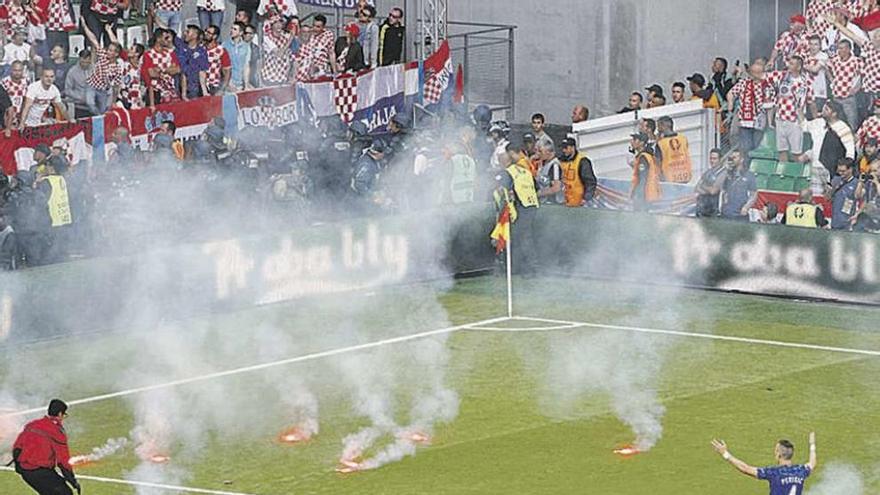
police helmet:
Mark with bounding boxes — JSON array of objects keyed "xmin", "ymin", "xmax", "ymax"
[
  {"xmin": 488, "ymin": 120, "xmax": 510, "ymax": 138},
  {"xmin": 472, "ymin": 104, "xmax": 492, "ymax": 126},
  {"xmin": 349, "ymin": 120, "xmax": 370, "ymax": 139},
  {"xmin": 391, "ymin": 113, "xmax": 411, "ymax": 129},
  {"xmin": 320, "ymin": 115, "xmax": 347, "ymax": 137}
]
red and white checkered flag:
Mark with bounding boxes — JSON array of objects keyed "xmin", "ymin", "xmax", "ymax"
[
  {"xmin": 333, "ymin": 74, "xmax": 358, "ymax": 123},
  {"xmin": 423, "ymin": 59, "xmax": 452, "ymax": 105}
]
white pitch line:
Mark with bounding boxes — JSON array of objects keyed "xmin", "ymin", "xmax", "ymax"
[
  {"xmin": 466, "ymin": 323, "xmax": 582, "ymax": 332},
  {"xmin": 0, "ymin": 467, "xmax": 257, "ymax": 495},
  {"xmin": 1, "ymin": 316, "xmax": 511, "ymax": 419},
  {"xmin": 497, "ymin": 316, "xmax": 880, "ymax": 358}
]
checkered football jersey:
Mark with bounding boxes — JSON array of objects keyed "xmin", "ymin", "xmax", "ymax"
[
  {"xmin": 205, "ymin": 43, "xmax": 230, "ymax": 90},
  {"xmin": 858, "ymin": 115, "xmax": 880, "ymax": 147},
  {"xmin": 152, "ymin": 0, "xmax": 182, "ymax": 11},
  {"xmin": 774, "ymin": 30, "xmax": 809, "ymax": 61},
  {"xmin": 142, "ymin": 47, "xmax": 180, "ymax": 103},
  {"xmin": 862, "ymin": 43, "xmax": 880, "ymax": 93},
  {"xmin": 118, "ymin": 58, "xmax": 144, "ymax": 109},
  {"xmin": 0, "ymin": 3, "xmax": 29, "ymax": 39},
  {"xmin": 296, "ymin": 29, "xmax": 335, "ymax": 81},
  {"xmin": 807, "ymin": 0, "xmax": 836, "ymax": 36},
  {"xmin": 1, "ymin": 75, "xmax": 29, "ymax": 126},
  {"xmin": 261, "ymin": 30, "xmax": 293, "ymax": 85},
  {"xmin": 90, "ymin": 0, "xmax": 118, "ymax": 16},
  {"xmin": 45, "ymin": 0, "xmax": 75, "ymax": 32},
  {"xmin": 88, "ymin": 47, "xmax": 123, "ymax": 91},
  {"xmin": 765, "ymin": 70, "xmax": 814, "ymax": 122},
  {"xmin": 829, "ymin": 53, "xmax": 865, "ymax": 98}
]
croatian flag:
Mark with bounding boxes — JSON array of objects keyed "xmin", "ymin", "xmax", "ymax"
[{"xmin": 297, "ymin": 41, "xmax": 452, "ymax": 133}]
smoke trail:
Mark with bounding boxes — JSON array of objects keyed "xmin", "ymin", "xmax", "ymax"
[
  {"xmin": 806, "ymin": 463, "xmax": 865, "ymax": 495},
  {"xmin": 69, "ymin": 437, "xmax": 129, "ymax": 466}
]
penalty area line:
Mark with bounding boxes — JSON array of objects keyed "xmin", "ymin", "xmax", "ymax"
[
  {"xmin": 468, "ymin": 316, "xmax": 880, "ymax": 358},
  {"xmin": 0, "ymin": 467, "xmax": 257, "ymax": 495},
  {"xmin": 1, "ymin": 316, "xmax": 511, "ymax": 419}
]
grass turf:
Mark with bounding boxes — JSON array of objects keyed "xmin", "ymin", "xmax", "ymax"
[{"xmin": 1, "ymin": 275, "xmax": 878, "ymax": 494}]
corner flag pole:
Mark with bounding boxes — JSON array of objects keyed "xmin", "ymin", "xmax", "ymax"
[{"xmin": 506, "ymin": 221, "xmax": 513, "ymax": 318}]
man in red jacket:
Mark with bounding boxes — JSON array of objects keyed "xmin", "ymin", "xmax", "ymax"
[{"xmin": 10, "ymin": 399, "xmax": 81, "ymax": 494}]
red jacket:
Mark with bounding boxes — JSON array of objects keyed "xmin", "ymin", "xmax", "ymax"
[{"xmin": 12, "ymin": 416, "xmax": 72, "ymax": 471}]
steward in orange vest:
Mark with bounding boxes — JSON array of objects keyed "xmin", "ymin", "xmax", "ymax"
[
  {"xmin": 558, "ymin": 137, "xmax": 597, "ymax": 207},
  {"xmin": 629, "ymin": 132, "xmax": 662, "ymax": 210},
  {"xmin": 654, "ymin": 116, "xmax": 694, "ymax": 183}
]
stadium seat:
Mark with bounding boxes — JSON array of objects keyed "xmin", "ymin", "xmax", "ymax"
[
  {"xmin": 748, "ymin": 129, "xmax": 777, "ymax": 160},
  {"xmin": 70, "ymin": 35, "xmax": 85, "ymax": 57},
  {"xmin": 750, "ymin": 159, "xmax": 778, "ymax": 175}
]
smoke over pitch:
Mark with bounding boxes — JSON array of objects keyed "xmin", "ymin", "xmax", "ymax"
[{"xmin": 0, "ymin": 114, "xmax": 486, "ymax": 487}]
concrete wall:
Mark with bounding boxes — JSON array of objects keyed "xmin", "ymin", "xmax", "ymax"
[
  {"xmin": 445, "ymin": 0, "xmax": 750, "ymax": 125},
  {"xmin": 286, "ymin": 0, "xmax": 751, "ymax": 125}
]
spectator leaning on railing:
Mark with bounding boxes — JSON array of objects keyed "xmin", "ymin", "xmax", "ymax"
[
  {"xmin": 204, "ymin": 24, "xmax": 231, "ymax": 95},
  {"xmin": 2, "ymin": 60, "xmax": 28, "ymax": 127},
  {"xmin": 174, "ymin": 24, "xmax": 209, "ymax": 101},
  {"xmin": 142, "ymin": 28, "xmax": 181, "ymax": 108},
  {"xmin": 358, "ymin": 4, "xmax": 379, "ymax": 68},
  {"xmin": 378, "ymin": 7, "xmax": 405, "ymax": 67},
  {"xmin": 19, "ymin": 66, "xmax": 67, "ymax": 128},
  {"xmin": 63, "ymin": 49, "xmax": 92, "ymax": 117}
]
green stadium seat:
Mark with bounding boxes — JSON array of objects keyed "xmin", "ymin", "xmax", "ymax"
[
  {"xmin": 767, "ymin": 175, "xmax": 797, "ymax": 192},
  {"xmin": 777, "ymin": 161, "xmax": 810, "ymax": 178},
  {"xmin": 750, "ymin": 159, "xmax": 778, "ymax": 175},
  {"xmin": 755, "ymin": 174, "xmax": 770, "ymax": 189},
  {"xmin": 749, "ymin": 129, "xmax": 777, "ymax": 159},
  {"xmin": 793, "ymin": 177, "xmax": 811, "ymax": 191}
]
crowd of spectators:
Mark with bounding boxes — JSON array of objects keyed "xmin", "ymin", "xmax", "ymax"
[
  {"xmin": 0, "ymin": 0, "xmax": 405, "ymax": 126},
  {"xmin": 598, "ymin": 0, "xmax": 880, "ymax": 233},
  {"xmin": 5, "ymin": 0, "xmax": 880, "ymax": 272}
]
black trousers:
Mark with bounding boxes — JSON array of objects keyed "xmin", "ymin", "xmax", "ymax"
[{"xmin": 20, "ymin": 468, "xmax": 72, "ymax": 495}]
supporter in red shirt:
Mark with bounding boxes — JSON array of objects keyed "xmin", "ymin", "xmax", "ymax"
[
  {"xmin": 203, "ymin": 24, "xmax": 231, "ymax": 95},
  {"xmin": 10, "ymin": 399, "xmax": 80, "ymax": 495},
  {"xmin": 142, "ymin": 28, "xmax": 181, "ymax": 108}
]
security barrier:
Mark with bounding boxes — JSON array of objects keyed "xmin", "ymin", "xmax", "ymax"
[{"xmin": 0, "ymin": 205, "xmax": 497, "ymax": 344}]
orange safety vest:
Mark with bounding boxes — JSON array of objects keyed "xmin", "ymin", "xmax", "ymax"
[
  {"xmin": 560, "ymin": 152, "xmax": 586, "ymax": 207},
  {"xmin": 631, "ymin": 151, "xmax": 662, "ymax": 202},
  {"xmin": 656, "ymin": 133, "xmax": 693, "ymax": 183}
]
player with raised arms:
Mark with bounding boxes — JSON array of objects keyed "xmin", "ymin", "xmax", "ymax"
[{"xmin": 711, "ymin": 432, "xmax": 816, "ymax": 494}]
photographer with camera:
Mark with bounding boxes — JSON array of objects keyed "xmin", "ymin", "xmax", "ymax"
[{"xmin": 853, "ymin": 160, "xmax": 880, "ymax": 232}]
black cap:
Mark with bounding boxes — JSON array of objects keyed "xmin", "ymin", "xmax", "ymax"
[
  {"xmin": 630, "ymin": 132, "xmax": 649, "ymax": 143},
  {"xmin": 48, "ymin": 399, "xmax": 68, "ymax": 417},
  {"xmin": 686, "ymin": 73, "xmax": 706, "ymax": 86},
  {"xmin": 34, "ymin": 144, "xmax": 51, "ymax": 156},
  {"xmin": 560, "ymin": 137, "xmax": 577, "ymax": 148},
  {"xmin": 645, "ymin": 84, "xmax": 664, "ymax": 95},
  {"xmin": 369, "ymin": 139, "xmax": 386, "ymax": 154}
]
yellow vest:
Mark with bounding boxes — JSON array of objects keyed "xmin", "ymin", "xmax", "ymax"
[
  {"xmin": 506, "ymin": 164, "xmax": 539, "ymax": 208},
  {"xmin": 45, "ymin": 175, "xmax": 72, "ymax": 227},
  {"xmin": 560, "ymin": 152, "xmax": 586, "ymax": 207},
  {"xmin": 785, "ymin": 203, "xmax": 819, "ymax": 228},
  {"xmin": 657, "ymin": 134, "xmax": 693, "ymax": 183}
]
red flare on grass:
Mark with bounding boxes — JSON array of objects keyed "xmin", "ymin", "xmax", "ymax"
[
  {"xmin": 69, "ymin": 455, "xmax": 96, "ymax": 468},
  {"xmin": 613, "ymin": 444, "xmax": 642, "ymax": 457},
  {"xmin": 397, "ymin": 430, "xmax": 431, "ymax": 445},
  {"xmin": 148, "ymin": 454, "xmax": 171, "ymax": 464},
  {"xmin": 335, "ymin": 457, "xmax": 364, "ymax": 474},
  {"xmin": 277, "ymin": 426, "xmax": 313, "ymax": 445}
]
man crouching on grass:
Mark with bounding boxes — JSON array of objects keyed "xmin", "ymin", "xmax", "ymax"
[{"xmin": 711, "ymin": 432, "xmax": 816, "ymax": 494}]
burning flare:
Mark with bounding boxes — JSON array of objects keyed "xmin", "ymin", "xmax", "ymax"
[
  {"xmin": 277, "ymin": 422, "xmax": 316, "ymax": 445},
  {"xmin": 613, "ymin": 444, "xmax": 642, "ymax": 457}
]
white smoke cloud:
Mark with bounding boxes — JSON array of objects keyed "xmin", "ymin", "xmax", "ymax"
[{"xmin": 806, "ymin": 463, "xmax": 865, "ymax": 495}]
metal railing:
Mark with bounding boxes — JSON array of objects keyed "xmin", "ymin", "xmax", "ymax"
[{"xmin": 446, "ymin": 21, "xmax": 516, "ymax": 120}]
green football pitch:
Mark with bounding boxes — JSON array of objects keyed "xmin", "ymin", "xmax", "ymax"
[{"xmin": 1, "ymin": 275, "xmax": 878, "ymax": 494}]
